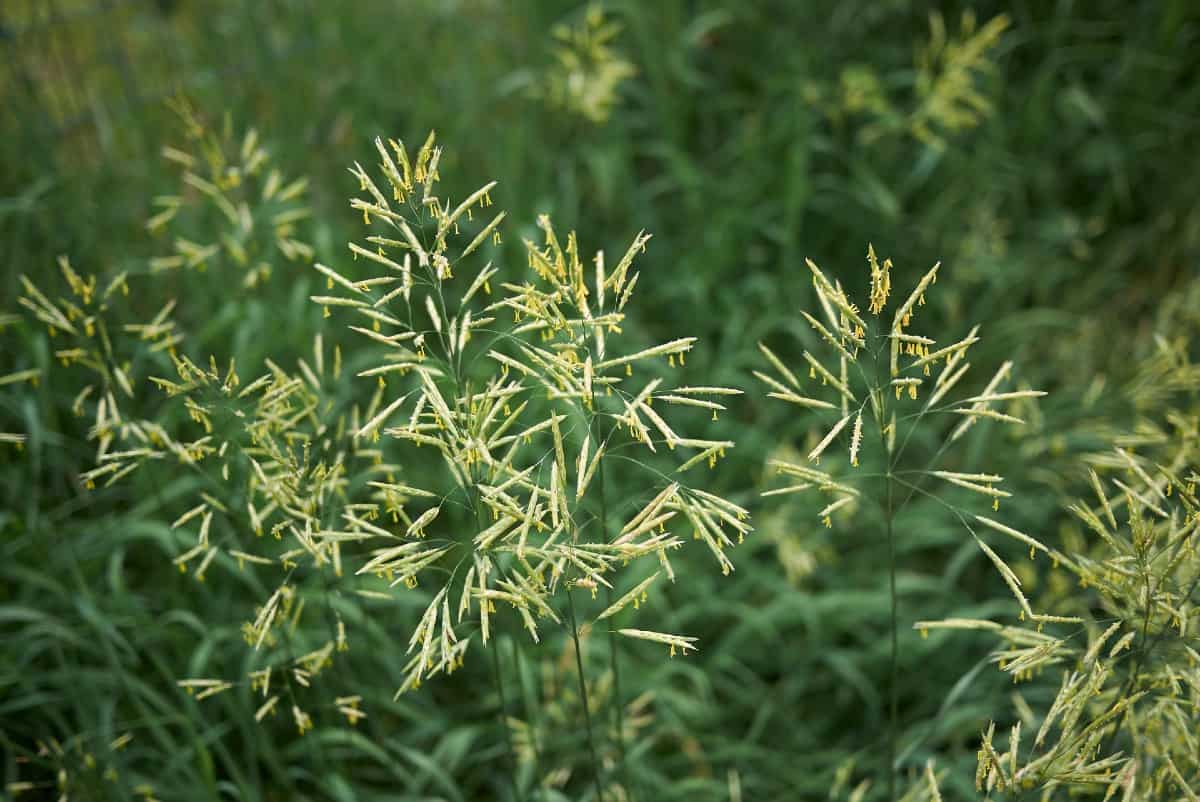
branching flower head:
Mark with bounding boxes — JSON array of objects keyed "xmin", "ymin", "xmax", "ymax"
[
  {"xmin": 922, "ymin": 305, "xmax": 1200, "ymax": 798},
  {"xmin": 148, "ymin": 97, "xmax": 313, "ymax": 287},
  {"xmin": 913, "ymin": 10, "xmax": 1010, "ymax": 147},
  {"xmin": 923, "ymin": 455, "xmax": 1199, "ymax": 797},
  {"xmin": 535, "ymin": 4, "xmax": 636, "ymax": 124},
  {"xmin": 759, "ymin": 246, "xmax": 1057, "ymax": 623},
  {"xmin": 315, "ymin": 132, "xmax": 748, "ymax": 693},
  {"xmin": 16, "ymin": 256, "xmax": 180, "ymax": 466},
  {"xmin": 22, "ymin": 111, "xmax": 747, "ymax": 730}
]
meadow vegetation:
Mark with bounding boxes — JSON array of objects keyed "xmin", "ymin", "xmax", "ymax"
[{"xmin": 2, "ymin": 2, "xmax": 1199, "ymax": 800}]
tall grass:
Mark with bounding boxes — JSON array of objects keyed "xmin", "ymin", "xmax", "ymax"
[{"xmin": 3, "ymin": 2, "xmax": 1200, "ymax": 800}]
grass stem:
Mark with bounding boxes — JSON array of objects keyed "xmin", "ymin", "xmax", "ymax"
[
  {"xmin": 590, "ymin": 410, "xmax": 634, "ymax": 801},
  {"xmin": 489, "ymin": 636, "xmax": 524, "ymax": 802},
  {"xmin": 885, "ymin": 472, "xmax": 898, "ymax": 802},
  {"xmin": 566, "ymin": 587, "xmax": 606, "ymax": 802}
]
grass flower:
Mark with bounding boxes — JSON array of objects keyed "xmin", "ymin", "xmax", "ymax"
[{"xmin": 758, "ymin": 245, "xmax": 1048, "ymax": 797}]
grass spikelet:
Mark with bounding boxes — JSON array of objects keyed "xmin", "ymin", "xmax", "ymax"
[
  {"xmin": 617, "ymin": 628, "xmax": 698, "ymax": 656},
  {"xmin": 892, "ymin": 262, "xmax": 940, "ymax": 332},
  {"xmin": 596, "ymin": 573, "xmax": 660, "ymax": 620},
  {"xmin": 808, "ymin": 413, "xmax": 852, "ymax": 464}
]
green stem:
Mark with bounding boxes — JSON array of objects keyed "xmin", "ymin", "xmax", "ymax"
[
  {"xmin": 603, "ymin": 587, "xmax": 629, "ymax": 791},
  {"xmin": 474, "ymin": 495, "xmax": 522, "ymax": 802},
  {"xmin": 590, "ymin": 411, "xmax": 633, "ymax": 801},
  {"xmin": 873, "ymin": 346, "xmax": 900, "ymax": 802},
  {"xmin": 441, "ymin": 307, "xmax": 525, "ymax": 802},
  {"xmin": 566, "ymin": 587, "xmax": 605, "ymax": 802},
  {"xmin": 885, "ymin": 473, "xmax": 898, "ymax": 802},
  {"xmin": 489, "ymin": 634, "xmax": 523, "ymax": 802}
]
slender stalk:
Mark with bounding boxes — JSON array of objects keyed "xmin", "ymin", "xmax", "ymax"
[
  {"xmin": 473, "ymin": 484, "xmax": 523, "ymax": 802},
  {"xmin": 566, "ymin": 587, "xmax": 605, "ymax": 802},
  {"xmin": 885, "ymin": 471, "xmax": 898, "ymax": 802},
  {"xmin": 489, "ymin": 635, "xmax": 523, "ymax": 802},
  {"xmin": 603, "ymin": 584, "xmax": 630, "ymax": 792},
  {"xmin": 441, "ymin": 298, "xmax": 525, "ymax": 802},
  {"xmin": 590, "ymin": 410, "xmax": 634, "ymax": 801},
  {"xmin": 873, "ymin": 342, "xmax": 900, "ymax": 802},
  {"xmin": 466, "ymin": 450, "xmax": 523, "ymax": 802}
]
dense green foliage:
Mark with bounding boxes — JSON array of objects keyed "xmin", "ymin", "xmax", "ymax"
[{"xmin": 3, "ymin": 2, "xmax": 1199, "ymax": 800}]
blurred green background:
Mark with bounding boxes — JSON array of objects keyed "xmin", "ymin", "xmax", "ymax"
[{"xmin": 2, "ymin": 1, "xmax": 1199, "ymax": 800}]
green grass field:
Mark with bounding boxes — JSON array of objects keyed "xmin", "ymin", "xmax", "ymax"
[{"xmin": 3, "ymin": 2, "xmax": 1199, "ymax": 801}]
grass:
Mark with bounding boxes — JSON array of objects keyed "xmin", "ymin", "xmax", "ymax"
[{"xmin": 3, "ymin": 2, "xmax": 1200, "ymax": 800}]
